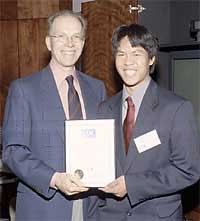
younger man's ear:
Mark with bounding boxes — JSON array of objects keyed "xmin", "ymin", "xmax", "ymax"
[{"xmin": 149, "ymin": 56, "xmax": 155, "ymax": 66}]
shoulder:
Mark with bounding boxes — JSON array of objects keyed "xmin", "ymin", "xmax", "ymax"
[
  {"xmin": 154, "ymin": 82, "xmax": 194, "ymax": 115},
  {"xmin": 100, "ymin": 91, "xmax": 122, "ymax": 109},
  {"xmin": 9, "ymin": 66, "xmax": 49, "ymax": 89},
  {"xmin": 77, "ymin": 71, "xmax": 105, "ymax": 87},
  {"xmin": 157, "ymin": 84, "xmax": 188, "ymax": 105},
  {"xmin": 77, "ymin": 71, "xmax": 106, "ymax": 98},
  {"xmin": 8, "ymin": 66, "xmax": 49, "ymax": 99}
]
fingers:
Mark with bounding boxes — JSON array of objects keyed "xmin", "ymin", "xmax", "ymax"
[
  {"xmin": 66, "ymin": 174, "xmax": 89, "ymax": 194},
  {"xmin": 54, "ymin": 172, "xmax": 88, "ymax": 196},
  {"xmin": 67, "ymin": 173, "xmax": 82, "ymax": 186},
  {"xmin": 99, "ymin": 176, "xmax": 127, "ymax": 198},
  {"xmin": 99, "ymin": 181, "xmax": 117, "ymax": 193}
]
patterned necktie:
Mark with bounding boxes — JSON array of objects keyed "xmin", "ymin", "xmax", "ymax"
[
  {"xmin": 66, "ymin": 75, "xmax": 83, "ymax": 120},
  {"xmin": 123, "ymin": 96, "xmax": 135, "ymax": 154},
  {"xmin": 66, "ymin": 75, "xmax": 83, "ymax": 221}
]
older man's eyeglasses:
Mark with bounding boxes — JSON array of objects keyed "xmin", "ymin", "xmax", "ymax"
[{"xmin": 49, "ymin": 33, "xmax": 84, "ymax": 44}]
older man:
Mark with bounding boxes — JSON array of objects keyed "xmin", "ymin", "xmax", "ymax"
[{"xmin": 3, "ymin": 10, "xmax": 106, "ymax": 221}]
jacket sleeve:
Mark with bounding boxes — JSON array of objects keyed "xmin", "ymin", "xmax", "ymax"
[{"xmin": 2, "ymin": 80, "xmax": 56, "ymax": 198}]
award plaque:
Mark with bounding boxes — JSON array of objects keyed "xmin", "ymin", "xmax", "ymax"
[{"xmin": 65, "ymin": 119, "xmax": 115, "ymax": 187}]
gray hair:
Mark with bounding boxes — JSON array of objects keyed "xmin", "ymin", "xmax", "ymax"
[{"xmin": 47, "ymin": 10, "xmax": 87, "ymax": 35}]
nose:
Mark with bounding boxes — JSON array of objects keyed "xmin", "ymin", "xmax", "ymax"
[
  {"xmin": 125, "ymin": 54, "xmax": 133, "ymax": 65},
  {"xmin": 65, "ymin": 36, "xmax": 74, "ymax": 47}
]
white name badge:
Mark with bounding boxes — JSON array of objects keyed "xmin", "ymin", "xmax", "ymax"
[{"xmin": 134, "ymin": 129, "xmax": 161, "ymax": 153}]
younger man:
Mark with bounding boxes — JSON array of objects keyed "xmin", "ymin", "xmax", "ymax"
[{"xmin": 89, "ymin": 24, "xmax": 200, "ymax": 221}]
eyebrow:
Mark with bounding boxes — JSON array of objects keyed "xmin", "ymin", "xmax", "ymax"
[
  {"xmin": 117, "ymin": 48, "xmax": 145, "ymax": 53},
  {"xmin": 116, "ymin": 49, "xmax": 125, "ymax": 53},
  {"xmin": 51, "ymin": 32, "xmax": 83, "ymax": 35},
  {"xmin": 133, "ymin": 48, "xmax": 145, "ymax": 52}
]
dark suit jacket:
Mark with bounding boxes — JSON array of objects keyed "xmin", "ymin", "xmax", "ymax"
[
  {"xmin": 88, "ymin": 80, "xmax": 200, "ymax": 221},
  {"xmin": 2, "ymin": 66, "xmax": 106, "ymax": 221}
]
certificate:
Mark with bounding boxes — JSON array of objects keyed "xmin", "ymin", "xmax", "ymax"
[{"xmin": 65, "ymin": 119, "xmax": 115, "ymax": 187}]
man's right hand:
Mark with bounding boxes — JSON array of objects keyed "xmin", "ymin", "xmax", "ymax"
[{"xmin": 51, "ymin": 172, "xmax": 88, "ymax": 195}]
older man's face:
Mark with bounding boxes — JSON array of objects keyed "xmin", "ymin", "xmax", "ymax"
[{"xmin": 46, "ymin": 15, "xmax": 85, "ymax": 68}]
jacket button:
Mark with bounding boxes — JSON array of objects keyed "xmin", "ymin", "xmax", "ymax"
[{"xmin": 127, "ymin": 212, "xmax": 132, "ymax": 216}]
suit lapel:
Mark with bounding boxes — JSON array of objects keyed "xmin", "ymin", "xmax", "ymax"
[
  {"xmin": 124, "ymin": 80, "xmax": 159, "ymax": 173},
  {"xmin": 40, "ymin": 66, "xmax": 65, "ymax": 143}
]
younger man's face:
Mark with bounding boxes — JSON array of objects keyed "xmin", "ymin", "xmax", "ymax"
[{"xmin": 115, "ymin": 36, "xmax": 155, "ymax": 89}]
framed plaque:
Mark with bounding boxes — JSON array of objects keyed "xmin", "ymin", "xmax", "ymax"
[{"xmin": 65, "ymin": 119, "xmax": 115, "ymax": 187}]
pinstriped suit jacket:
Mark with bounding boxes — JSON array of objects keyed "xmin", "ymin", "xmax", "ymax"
[{"xmin": 3, "ymin": 65, "xmax": 106, "ymax": 221}]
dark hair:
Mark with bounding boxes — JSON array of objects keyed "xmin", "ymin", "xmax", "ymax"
[
  {"xmin": 112, "ymin": 23, "xmax": 159, "ymax": 73},
  {"xmin": 48, "ymin": 10, "xmax": 87, "ymax": 36}
]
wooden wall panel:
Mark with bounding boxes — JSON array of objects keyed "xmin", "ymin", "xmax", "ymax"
[
  {"xmin": 18, "ymin": 0, "xmax": 60, "ymax": 19},
  {"xmin": 185, "ymin": 208, "xmax": 200, "ymax": 221},
  {"xmin": 0, "ymin": 0, "xmax": 18, "ymax": 20},
  {"xmin": 37, "ymin": 19, "xmax": 51, "ymax": 70},
  {"xmin": 18, "ymin": 19, "xmax": 50, "ymax": 76},
  {"xmin": 0, "ymin": 21, "xmax": 19, "ymax": 84},
  {"xmin": 17, "ymin": 0, "xmax": 34, "ymax": 19},
  {"xmin": 0, "ymin": 20, "xmax": 19, "ymax": 124},
  {"xmin": 0, "ymin": 91, "xmax": 4, "ymax": 125},
  {"xmin": 59, "ymin": 0, "xmax": 72, "ymax": 10},
  {"xmin": 82, "ymin": 0, "xmax": 138, "ymax": 96},
  {"xmin": 0, "ymin": 0, "xmax": 71, "ymax": 20},
  {"xmin": 18, "ymin": 20, "xmax": 41, "ymax": 76}
]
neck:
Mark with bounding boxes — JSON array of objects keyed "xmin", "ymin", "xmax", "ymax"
[
  {"xmin": 125, "ymin": 75, "xmax": 151, "ymax": 95},
  {"xmin": 50, "ymin": 58, "xmax": 75, "ymax": 75},
  {"xmin": 62, "ymin": 66, "xmax": 75, "ymax": 75}
]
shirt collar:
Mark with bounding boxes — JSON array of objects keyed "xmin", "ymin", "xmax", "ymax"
[
  {"xmin": 122, "ymin": 75, "xmax": 151, "ymax": 105},
  {"xmin": 49, "ymin": 59, "xmax": 77, "ymax": 88}
]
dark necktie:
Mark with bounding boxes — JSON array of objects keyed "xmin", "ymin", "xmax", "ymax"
[
  {"xmin": 123, "ymin": 96, "xmax": 135, "ymax": 154},
  {"xmin": 66, "ymin": 75, "xmax": 83, "ymax": 120}
]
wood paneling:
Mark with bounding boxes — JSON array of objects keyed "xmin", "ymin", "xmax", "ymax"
[
  {"xmin": 82, "ymin": 0, "xmax": 138, "ymax": 96},
  {"xmin": 0, "ymin": 20, "xmax": 19, "ymax": 124},
  {"xmin": 0, "ymin": 21, "xmax": 19, "ymax": 84},
  {"xmin": 0, "ymin": 0, "xmax": 18, "ymax": 20},
  {"xmin": 18, "ymin": 0, "xmax": 60, "ymax": 19},
  {"xmin": 18, "ymin": 19, "xmax": 50, "ymax": 76},
  {"xmin": 37, "ymin": 19, "xmax": 52, "ymax": 69},
  {"xmin": 0, "ymin": 0, "xmax": 71, "ymax": 20},
  {"xmin": 0, "ymin": 0, "xmax": 72, "ymax": 123},
  {"xmin": 18, "ymin": 20, "xmax": 40, "ymax": 76},
  {"xmin": 59, "ymin": 0, "xmax": 72, "ymax": 10},
  {"xmin": 185, "ymin": 208, "xmax": 200, "ymax": 221}
]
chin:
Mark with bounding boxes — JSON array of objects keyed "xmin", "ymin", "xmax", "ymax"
[
  {"xmin": 124, "ymin": 81, "xmax": 137, "ymax": 87},
  {"xmin": 61, "ymin": 61, "xmax": 76, "ymax": 66}
]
